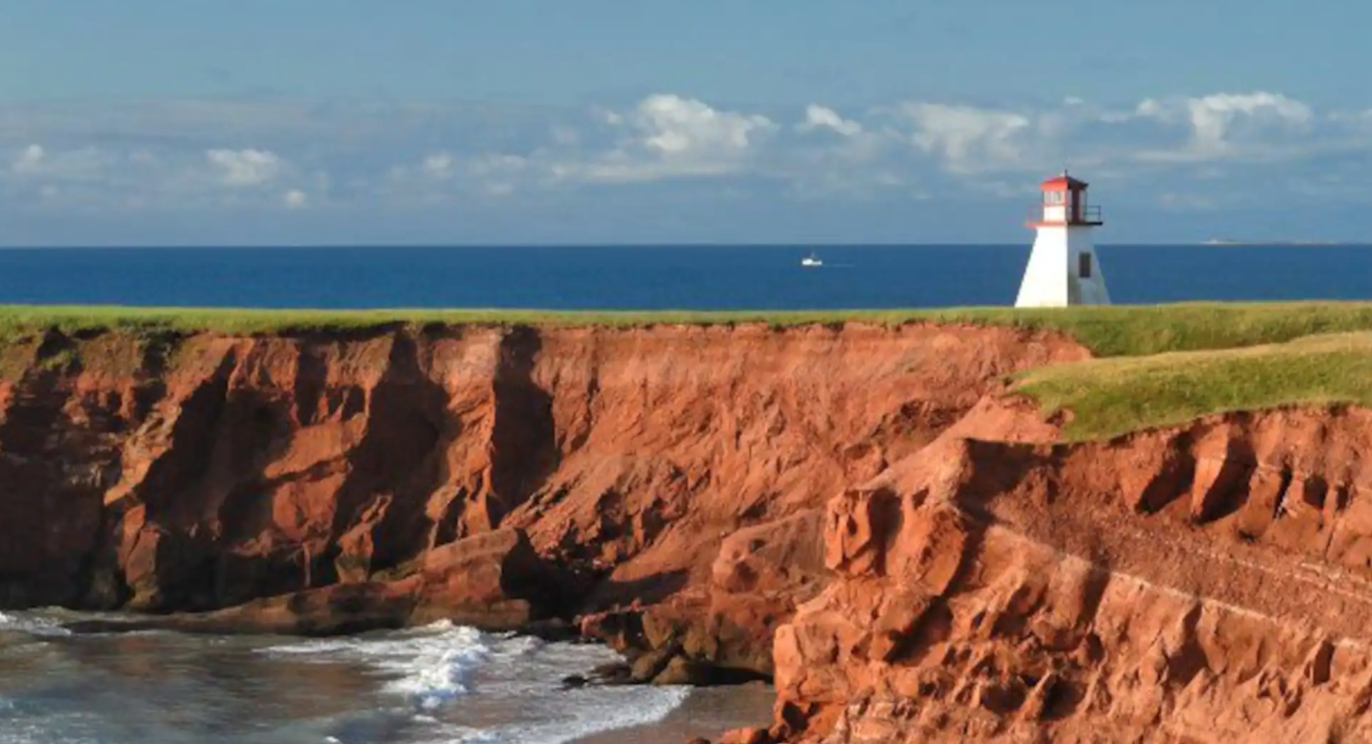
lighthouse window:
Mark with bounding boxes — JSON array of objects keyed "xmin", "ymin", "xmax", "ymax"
[
  {"xmin": 1044, "ymin": 191, "xmax": 1064, "ymax": 204},
  {"xmin": 1079, "ymin": 253, "xmax": 1092, "ymax": 278}
]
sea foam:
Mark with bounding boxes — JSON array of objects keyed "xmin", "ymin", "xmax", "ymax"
[
  {"xmin": 0, "ymin": 611, "xmax": 71, "ymax": 638},
  {"xmin": 262, "ymin": 620, "xmax": 493, "ymax": 710},
  {"xmin": 260, "ymin": 620, "xmax": 695, "ymax": 743}
]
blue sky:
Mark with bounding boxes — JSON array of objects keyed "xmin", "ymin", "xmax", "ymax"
[{"xmin": 2, "ymin": 0, "xmax": 1371, "ymax": 245}]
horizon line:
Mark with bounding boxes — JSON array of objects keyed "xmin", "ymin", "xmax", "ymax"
[{"xmin": 1, "ymin": 240, "xmax": 1368, "ymax": 250}]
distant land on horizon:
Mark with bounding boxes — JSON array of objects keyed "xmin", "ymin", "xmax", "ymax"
[{"xmin": 1198, "ymin": 239, "xmax": 1358, "ymax": 247}]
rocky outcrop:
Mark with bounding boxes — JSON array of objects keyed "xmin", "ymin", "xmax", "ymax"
[
  {"xmin": 581, "ymin": 509, "xmax": 829, "ymax": 684},
  {"xmin": 0, "ymin": 322, "xmax": 1079, "ymax": 653},
  {"xmin": 60, "ymin": 527, "xmax": 577, "ymax": 638},
  {"xmin": 757, "ymin": 407, "xmax": 1372, "ymax": 743}
]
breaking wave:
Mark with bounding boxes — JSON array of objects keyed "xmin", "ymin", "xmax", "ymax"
[
  {"xmin": 258, "ymin": 620, "xmax": 692, "ymax": 743},
  {"xmin": 260, "ymin": 620, "xmax": 497, "ymax": 710}
]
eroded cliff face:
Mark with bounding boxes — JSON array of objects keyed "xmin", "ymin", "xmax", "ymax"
[
  {"xmin": 763, "ymin": 407, "xmax": 1372, "ymax": 744},
  {"xmin": 15, "ymin": 321, "xmax": 1372, "ymax": 742},
  {"xmin": 0, "ymin": 322, "xmax": 1080, "ymax": 654}
]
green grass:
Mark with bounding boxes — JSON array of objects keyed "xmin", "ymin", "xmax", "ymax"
[
  {"xmin": 0, "ymin": 305, "xmax": 918, "ymax": 344},
  {"xmin": 7, "ymin": 302, "xmax": 1372, "ymax": 440},
  {"xmin": 1014, "ymin": 332, "xmax": 1372, "ymax": 441},
  {"xmin": 7, "ymin": 301, "xmax": 1372, "ymax": 357}
]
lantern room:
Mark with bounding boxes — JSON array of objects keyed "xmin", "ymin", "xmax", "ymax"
[{"xmin": 1031, "ymin": 171, "xmax": 1103, "ymax": 227}]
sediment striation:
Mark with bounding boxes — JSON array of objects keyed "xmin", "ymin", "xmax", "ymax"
[
  {"xmin": 763, "ymin": 407, "xmax": 1372, "ymax": 743},
  {"xmin": 5, "ymin": 318, "xmax": 1372, "ymax": 741}
]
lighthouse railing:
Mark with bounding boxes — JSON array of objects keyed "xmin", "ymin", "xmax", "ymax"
[{"xmin": 1025, "ymin": 204, "xmax": 1104, "ymax": 225}]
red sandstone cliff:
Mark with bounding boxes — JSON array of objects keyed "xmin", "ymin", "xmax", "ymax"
[
  {"xmin": 10, "ymin": 321, "xmax": 1372, "ymax": 742},
  {"xmin": 754, "ymin": 406, "xmax": 1372, "ymax": 743},
  {"xmin": 0, "ymin": 322, "xmax": 1078, "ymax": 651}
]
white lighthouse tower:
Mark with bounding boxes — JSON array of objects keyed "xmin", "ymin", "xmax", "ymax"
[{"xmin": 1014, "ymin": 171, "xmax": 1110, "ymax": 307}]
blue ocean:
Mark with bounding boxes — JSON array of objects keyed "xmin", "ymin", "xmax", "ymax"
[{"xmin": 0, "ymin": 244, "xmax": 1368, "ymax": 309}]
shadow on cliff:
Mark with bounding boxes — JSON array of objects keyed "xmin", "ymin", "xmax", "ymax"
[
  {"xmin": 322, "ymin": 332, "xmax": 456, "ymax": 583},
  {"xmin": 595, "ymin": 569, "xmax": 691, "ymax": 608},
  {"xmin": 1, "ymin": 330, "xmax": 188, "ymax": 609},
  {"xmin": 325, "ymin": 326, "xmax": 559, "ymax": 586},
  {"xmin": 0, "ymin": 330, "xmax": 103, "ymax": 607},
  {"xmin": 0, "ymin": 329, "xmax": 81, "ymax": 450},
  {"xmin": 486, "ymin": 325, "xmax": 558, "ymax": 525},
  {"xmin": 112, "ymin": 348, "xmax": 238, "ymax": 611},
  {"xmin": 70, "ymin": 326, "xmax": 567, "ymax": 613}
]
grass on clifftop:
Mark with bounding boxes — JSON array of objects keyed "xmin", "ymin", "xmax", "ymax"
[
  {"xmin": 6, "ymin": 303, "xmax": 1372, "ymax": 440},
  {"xmin": 7, "ymin": 301, "xmax": 1372, "ymax": 358},
  {"xmin": 1014, "ymin": 331, "xmax": 1372, "ymax": 441}
]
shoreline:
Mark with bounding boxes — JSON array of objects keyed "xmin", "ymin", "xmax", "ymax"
[{"xmin": 568, "ymin": 683, "xmax": 775, "ymax": 744}]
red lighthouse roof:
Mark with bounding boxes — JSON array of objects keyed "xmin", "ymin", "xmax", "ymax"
[{"xmin": 1040, "ymin": 171, "xmax": 1088, "ymax": 191}]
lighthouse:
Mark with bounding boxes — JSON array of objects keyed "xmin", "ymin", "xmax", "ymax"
[{"xmin": 1014, "ymin": 171, "xmax": 1110, "ymax": 307}]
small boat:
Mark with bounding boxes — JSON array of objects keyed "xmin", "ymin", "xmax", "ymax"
[{"xmin": 800, "ymin": 252, "xmax": 823, "ymax": 267}]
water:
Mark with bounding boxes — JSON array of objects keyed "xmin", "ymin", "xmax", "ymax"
[
  {"xmin": 0, "ymin": 244, "xmax": 1369, "ymax": 309},
  {"xmin": 0, "ymin": 611, "xmax": 770, "ymax": 744}
]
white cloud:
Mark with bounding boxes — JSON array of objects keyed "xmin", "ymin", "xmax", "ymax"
[
  {"xmin": 780, "ymin": 105, "xmax": 904, "ymax": 197},
  {"xmin": 798, "ymin": 105, "xmax": 863, "ymax": 137},
  {"xmin": 6, "ymin": 88, "xmax": 1372, "ymax": 226},
  {"xmin": 2, "ymin": 145, "xmax": 171, "ymax": 208},
  {"xmin": 1134, "ymin": 98, "xmax": 1166, "ymax": 119},
  {"xmin": 8, "ymin": 144, "xmax": 117, "ymax": 182},
  {"xmin": 1188, "ymin": 92, "xmax": 1311, "ymax": 150},
  {"xmin": 422, "ymin": 152, "xmax": 455, "ymax": 179},
  {"xmin": 12, "ymin": 144, "xmax": 45, "ymax": 173},
  {"xmin": 381, "ymin": 151, "xmax": 535, "ymax": 205},
  {"xmin": 206, "ymin": 148, "xmax": 282, "ymax": 186},
  {"xmin": 558, "ymin": 94, "xmax": 776, "ymax": 183},
  {"xmin": 467, "ymin": 154, "xmax": 529, "ymax": 177},
  {"xmin": 637, "ymin": 94, "xmax": 773, "ymax": 155},
  {"xmin": 0, "ymin": 139, "xmax": 318, "ymax": 211},
  {"xmin": 467, "ymin": 154, "xmax": 529, "ymax": 196},
  {"xmin": 1133, "ymin": 91, "xmax": 1314, "ymax": 161},
  {"xmin": 898, "ymin": 102, "xmax": 1032, "ymax": 173}
]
